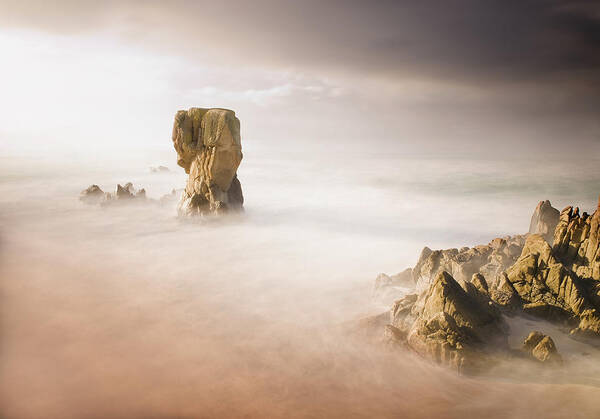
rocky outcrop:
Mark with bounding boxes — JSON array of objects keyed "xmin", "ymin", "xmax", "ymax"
[
  {"xmin": 367, "ymin": 196, "xmax": 600, "ymax": 374},
  {"xmin": 80, "ymin": 183, "xmax": 147, "ymax": 206},
  {"xmin": 80, "ymin": 184, "xmax": 105, "ymax": 203},
  {"xmin": 552, "ymin": 200, "xmax": 600, "ymax": 281},
  {"xmin": 529, "ymin": 200, "xmax": 560, "ymax": 243},
  {"xmin": 491, "ymin": 197, "xmax": 600, "ymax": 337},
  {"xmin": 390, "ymin": 272, "xmax": 508, "ymax": 373},
  {"xmin": 412, "ymin": 235, "xmax": 526, "ymax": 291},
  {"xmin": 522, "ymin": 331, "xmax": 562, "ymax": 364},
  {"xmin": 172, "ymin": 107, "xmax": 244, "ymax": 216}
]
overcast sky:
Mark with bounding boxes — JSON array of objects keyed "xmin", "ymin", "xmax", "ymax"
[{"xmin": 1, "ymin": 0, "xmax": 599, "ymax": 159}]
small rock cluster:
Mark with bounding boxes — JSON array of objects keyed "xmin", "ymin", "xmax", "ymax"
[{"xmin": 80, "ymin": 183, "xmax": 146, "ymax": 206}]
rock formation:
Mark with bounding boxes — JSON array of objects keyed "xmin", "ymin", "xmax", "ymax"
[
  {"xmin": 80, "ymin": 184, "xmax": 105, "ymax": 203},
  {"xmin": 529, "ymin": 200, "xmax": 560, "ymax": 243},
  {"xmin": 389, "ymin": 272, "xmax": 508, "ymax": 373},
  {"xmin": 491, "ymin": 234, "xmax": 600, "ymax": 335},
  {"xmin": 411, "ymin": 235, "xmax": 526, "ymax": 291},
  {"xmin": 522, "ymin": 331, "xmax": 562, "ymax": 364},
  {"xmin": 80, "ymin": 183, "xmax": 147, "ymax": 206},
  {"xmin": 552, "ymin": 200, "xmax": 600, "ymax": 281},
  {"xmin": 367, "ymin": 196, "xmax": 600, "ymax": 373},
  {"xmin": 490, "ymin": 198, "xmax": 600, "ymax": 336},
  {"xmin": 172, "ymin": 107, "xmax": 244, "ymax": 216}
]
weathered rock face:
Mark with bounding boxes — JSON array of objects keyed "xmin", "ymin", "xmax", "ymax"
[
  {"xmin": 522, "ymin": 331, "xmax": 562, "ymax": 364},
  {"xmin": 172, "ymin": 107, "xmax": 244, "ymax": 216},
  {"xmin": 552, "ymin": 200, "xmax": 600, "ymax": 281},
  {"xmin": 412, "ymin": 235, "xmax": 526, "ymax": 291},
  {"xmin": 489, "ymin": 195, "xmax": 600, "ymax": 337},
  {"xmin": 529, "ymin": 200, "xmax": 560, "ymax": 243},
  {"xmin": 390, "ymin": 272, "xmax": 508, "ymax": 373}
]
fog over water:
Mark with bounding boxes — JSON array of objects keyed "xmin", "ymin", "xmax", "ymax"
[
  {"xmin": 1, "ymin": 1, "xmax": 600, "ymax": 416},
  {"xmin": 1, "ymin": 144, "xmax": 600, "ymax": 418}
]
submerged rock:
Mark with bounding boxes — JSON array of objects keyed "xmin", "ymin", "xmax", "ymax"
[
  {"xmin": 529, "ymin": 200, "xmax": 560, "ymax": 243},
  {"xmin": 79, "ymin": 184, "xmax": 105, "ymax": 203},
  {"xmin": 80, "ymin": 183, "xmax": 148, "ymax": 206},
  {"xmin": 172, "ymin": 107, "xmax": 244, "ymax": 216},
  {"xmin": 150, "ymin": 165, "xmax": 170, "ymax": 173}
]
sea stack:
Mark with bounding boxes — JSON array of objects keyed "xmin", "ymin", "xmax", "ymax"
[{"xmin": 172, "ymin": 107, "xmax": 244, "ymax": 216}]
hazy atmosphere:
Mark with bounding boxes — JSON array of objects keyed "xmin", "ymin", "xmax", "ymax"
[{"xmin": 1, "ymin": 1, "xmax": 600, "ymax": 418}]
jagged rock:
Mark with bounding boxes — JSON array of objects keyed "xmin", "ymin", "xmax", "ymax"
[
  {"xmin": 522, "ymin": 331, "xmax": 562, "ymax": 364},
  {"xmin": 412, "ymin": 235, "xmax": 526, "ymax": 291},
  {"xmin": 80, "ymin": 183, "xmax": 149, "ymax": 206},
  {"xmin": 391, "ymin": 272, "xmax": 508, "ymax": 373},
  {"xmin": 172, "ymin": 107, "xmax": 244, "ymax": 216},
  {"xmin": 497, "ymin": 233, "xmax": 600, "ymax": 336},
  {"xmin": 470, "ymin": 273, "xmax": 489, "ymax": 295},
  {"xmin": 529, "ymin": 200, "xmax": 560, "ymax": 243},
  {"xmin": 552, "ymin": 198, "xmax": 600, "ymax": 281},
  {"xmin": 150, "ymin": 165, "xmax": 169, "ymax": 173},
  {"xmin": 522, "ymin": 330, "xmax": 546, "ymax": 351},
  {"xmin": 373, "ymin": 268, "xmax": 415, "ymax": 305},
  {"xmin": 115, "ymin": 183, "xmax": 134, "ymax": 200},
  {"xmin": 79, "ymin": 185, "xmax": 104, "ymax": 203}
]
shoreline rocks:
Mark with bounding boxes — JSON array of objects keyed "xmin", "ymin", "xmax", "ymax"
[
  {"xmin": 80, "ymin": 183, "xmax": 147, "ymax": 205},
  {"xmin": 80, "ymin": 183, "xmax": 179, "ymax": 207},
  {"xmin": 368, "ymin": 195, "xmax": 600, "ymax": 373},
  {"xmin": 390, "ymin": 271, "xmax": 508, "ymax": 374}
]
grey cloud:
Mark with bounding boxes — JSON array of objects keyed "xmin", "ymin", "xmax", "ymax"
[{"xmin": 3, "ymin": 0, "xmax": 599, "ymax": 83}]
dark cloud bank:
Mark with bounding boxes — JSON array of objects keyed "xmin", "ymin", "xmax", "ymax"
[{"xmin": 2, "ymin": 0, "xmax": 599, "ymax": 153}]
